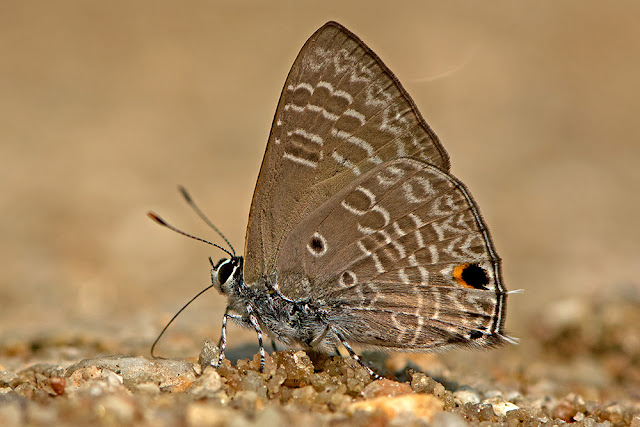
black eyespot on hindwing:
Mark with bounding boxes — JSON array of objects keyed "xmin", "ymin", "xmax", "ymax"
[{"xmin": 453, "ymin": 263, "xmax": 490, "ymax": 290}]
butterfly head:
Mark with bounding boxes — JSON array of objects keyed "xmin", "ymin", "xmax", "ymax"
[{"xmin": 210, "ymin": 256, "xmax": 244, "ymax": 295}]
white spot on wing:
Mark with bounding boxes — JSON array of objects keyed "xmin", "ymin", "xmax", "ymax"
[
  {"xmin": 344, "ymin": 108, "xmax": 366, "ymax": 126},
  {"xmin": 332, "ymin": 151, "xmax": 361, "ymax": 176},
  {"xmin": 288, "ymin": 128, "xmax": 324, "ymax": 145},
  {"xmin": 376, "ymin": 165, "xmax": 405, "ymax": 187},
  {"xmin": 428, "ymin": 244, "xmax": 439, "ymax": 263},
  {"xmin": 338, "ymin": 270, "xmax": 358, "ymax": 288},
  {"xmin": 357, "ymin": 205, "xmax": 391, "ymax": 235},
  {"xmin": 403, "ymin": 175, "xmax": 437, "ymax": 203},
  {"xmin": 357, "ymin": 241, "xmax": 385, "ymax": 274},
  {"xmin": 398, "ymin": 268, "xmax": 409, "ymax": 284},
  {"xmin": 408, "ymin": 213, "xmax": 425, "ymax": 248},
  {"xmin": 341, "ymin": 185, "xmax": 376, "ymax": 216},
  {"xmin": 283, "ymin": 152, "xmax": 318, "ymax": 168},
  {"xmin": 288, "ymin": 82, "xmax": 313, "ymax": 93},
  {"xmin": 331, "ymin": 129, "xmax": 383, "ymax": 165}
]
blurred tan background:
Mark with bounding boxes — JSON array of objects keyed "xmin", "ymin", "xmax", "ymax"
[{"xmin": 1, "ymin": 2, "xmax": 638, "ymax": 356}]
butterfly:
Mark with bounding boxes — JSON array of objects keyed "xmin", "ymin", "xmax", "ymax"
[{"xmin": 151, "ymin": 21, "xmax": 515, "ymax": 378}]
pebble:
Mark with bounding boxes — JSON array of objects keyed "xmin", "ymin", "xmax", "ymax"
[
  {"xmin": 453, "ymin": 388, "xmax": 480, "ymax": 405},
  {"xmin": 430, "ymin": 412, "xmax": 468, "ymax": 427},
  {"xmin": 348, "ymin": 393, "xmax": 444, "ymax": 421},
  {"xmin": 189, "ymin": 367, "xmax": 223, "ymax": 398},
  {"xmin": 66, "ymin": 355, "xmax": 196, "ymax": 391},
  {"xmin": 487, "ymin": 399, "xmax": 520, "ymax": 417},
  {"xmin": 362, "ymin": 378, "xmax": 412, "ymax": 399},
  {"xmin": 186, "ymin": 403, "xmax": 235, "ymax": 427}
]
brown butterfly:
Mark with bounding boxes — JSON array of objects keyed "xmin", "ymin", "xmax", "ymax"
[{"xmin": 152, "ymin": 21, "xmax": 516, "ymax": 378}]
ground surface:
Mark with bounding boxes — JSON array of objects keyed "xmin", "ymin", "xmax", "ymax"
[
  {"xmin": 1, "ymin": 290, "xmax": 639, "ymax": 425},
  {"xmin": 1, "ymin": 2, "xmax": 639, "ymax": 425}
]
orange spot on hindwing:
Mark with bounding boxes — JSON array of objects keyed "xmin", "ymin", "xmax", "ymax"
[{"xmin": 453, "ymin": 263, "xmax": 490, "ymax": 290}]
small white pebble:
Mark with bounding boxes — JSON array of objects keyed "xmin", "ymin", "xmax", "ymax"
[
  {"xmin": 491, "ymin": 401, "xmax": 519, "ymax": 417},
  {"xmin": 104, "ymin": 370, "xmax": 124, "ymax": 387},
  {"xmin": 453, "ymin": 389, "xmax": 480, "ymax": 405}
]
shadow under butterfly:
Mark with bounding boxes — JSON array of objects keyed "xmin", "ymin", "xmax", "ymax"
[{"xmin": 149, "ymin": 21, "xmax": 518, "ymax": 379}]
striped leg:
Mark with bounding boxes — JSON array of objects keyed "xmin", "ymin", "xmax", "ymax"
[
  {"xmin": 245, "ymin": 305, "xmax": 266, "ymax": 373},
  {"xmin": 333, "ymin": 330, "xmax": 382, "ymax": 380},
  {"xmin": 217, "ymin": 307, "xmax": 243, "ymax": 367}
]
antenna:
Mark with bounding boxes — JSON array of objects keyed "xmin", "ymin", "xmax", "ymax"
[
  {"xmin": 150, "ymin": 278, "xmax": 217, "ymax": 358},
  {"xmin": 147, "ymin": 189, "xmax": 237, "ymax": 358},
  {"xmin": 147, "ymin": 212, "xmax": 233, "ymax": 258},
  {"xmin": 178, "ymin": 186, "xmax": 236, "ymax": 257}
]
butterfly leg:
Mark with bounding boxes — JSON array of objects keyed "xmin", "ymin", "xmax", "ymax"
[
  {"xmin": 334, "ymin": 330, "xmax": 382, "ymax": 380},
  {"xmin": 217, "ymin": 307, "xmax": 243, "ymax": 367},
  {"xmin": 217, "ymin": 305, "xmax": 230, "ymax": 349},
  {"xmin": 245, "ymin": 305, "xmax": 266, "ymax": 373}
]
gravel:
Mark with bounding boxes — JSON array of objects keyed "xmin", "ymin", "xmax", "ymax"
[{"xmin": 1, "ymin": 290, "xmax": 639, "ymax": 426}]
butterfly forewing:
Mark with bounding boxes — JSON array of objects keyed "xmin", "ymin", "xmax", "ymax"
[{"xmin": 244, "ymin": 22, "xmax": 450, "ymax": 285}]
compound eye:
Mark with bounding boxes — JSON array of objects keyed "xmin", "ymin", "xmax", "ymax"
[{"xmin": 217, "ymin": 260, "xmax": 234, "ymax": 285}]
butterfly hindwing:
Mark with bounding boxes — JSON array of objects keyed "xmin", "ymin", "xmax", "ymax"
[{"xmin": 277, "ymin": 158, "xmax": 507, "ymax": 349}]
